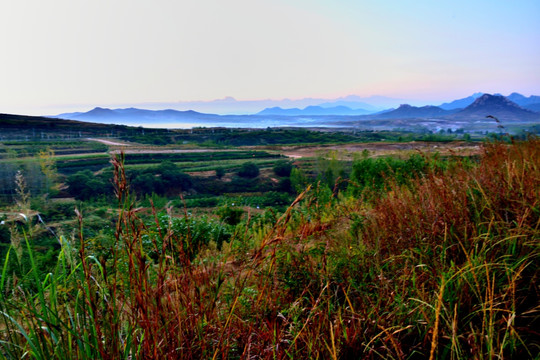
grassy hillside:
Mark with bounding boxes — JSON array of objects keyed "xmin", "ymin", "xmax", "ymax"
[
  {"xmin": 0, "ymin": 138, "xmax": 537, "ymax": 359},
  {"xmin": 0, "ymin": 113, "xmax": 169, "ymax": 140}
]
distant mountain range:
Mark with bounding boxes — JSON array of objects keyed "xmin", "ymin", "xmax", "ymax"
[
  {"xmin": 47, "ymin": 92, "xmax": 540, "ymax": 133},
  {"xmin": 2, "ymin": 92, "xmax": 539, "ymax": 140},
  {"xmin": 368, "ymin": 104, "xmax": 458, "ymax": 119},
  {"xmin": 257, "ymin": 105, "xmax": 372, "ymax": 116},
  {"xmin": 438, "ymin": 92, "xmax": 484, "ymax": 110},
  {"xmin": 253, "ymin": 92, "xmax": 540, "ymax": 117},
  {"xmin": 252, "ymin": 93, "xmax": 540, "ymax": 122},
  {"xmin": 102, "ymin": 95, "xmax": 402, "ymax": 115},
  {"xmin": 507, "ymin": 92, "xmax": 540, "ymax": 107},
  {"xmin": 58, "ymin": 107, "xmax": 215, "ymax": 125}
]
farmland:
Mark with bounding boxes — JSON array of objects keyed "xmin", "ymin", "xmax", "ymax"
[{"xmin": 0, "ymin": 125, "xmax": 537, "ymax": 358}]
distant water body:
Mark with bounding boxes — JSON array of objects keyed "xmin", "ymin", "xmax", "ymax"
[{"xmin": 137, "ymin": 116, "xmax": 345, "ymax": 129}]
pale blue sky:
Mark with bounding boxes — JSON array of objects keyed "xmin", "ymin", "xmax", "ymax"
[{"xmin": 1, "ymin": 0, "xmax": 539, "ymax": 114}]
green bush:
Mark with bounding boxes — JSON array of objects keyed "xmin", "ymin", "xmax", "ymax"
[
  {"xmin": 237, "ymin": 162, "xmax": 260, "ymax": 178},
  {"xmin": 273, "ymin": 160, "xmax": 293, "ymax": 177},
  {"xmin": 261, "ymin": 191, "xmax": 292, "ymax": 206},
  {"xmin": 39, "ymin": 202, "xmax": 75, "ymax": 221},
  {"xmin": 350, "ymin": 153, "xmax": 427, "ymax": 194},
  {"xmin": 215, "ymin": 167, "xmax": 225, "ymax": 179},
  {"xmin": 128, "ymin": 161, "xmax": 192, "ymax": 197},
  {"xmin": 66, "ymin": 170, "xmax": 112, "ymax": 200},
  {"xmin": 217, "ymin": 205, "xmax": 244, "ymax": 226}
]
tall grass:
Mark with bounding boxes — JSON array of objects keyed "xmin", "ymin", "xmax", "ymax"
[{"xmin": 0, "ymin": 139, "xmax": 538, "ymax": 359}]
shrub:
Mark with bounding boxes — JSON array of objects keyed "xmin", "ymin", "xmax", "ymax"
[
  {"xmin": 215, "ymin": 167, "xmax": 225, "ymax": 179},
  {"xmin": 39, "ymin": 201, "xmax": 75, "ymax": 221},
  {"xmin": 156, "ymin": 161, "xmax": 192, "ymax": 191},
  {"xmin": 261, "ymin": 191, "xmax": 292, "ymax": 206},
  {"xmin": 237, "ymin": 162, "xmax": 259, "ymax": 178},
  {"xmin": 129, "ymin": 161, "xmax": 192, "ymax": 196},
  {"xmin": 350, "ymin": 153, "xmax": 427, "ymax": 194},
  {"xmin": 131, "ymin": 172, "xmax": 158, "ymax": 194},
  {"xmin": 273, "ymin": 160, "xmax": 293, "ymax": 177},
  {"xmin": 66, "ymin": 170, "xmax": 112, "ymax": 200},
  {"xmin": 217, "ymin": 205, "xmax": 244, "ymax": 225}
]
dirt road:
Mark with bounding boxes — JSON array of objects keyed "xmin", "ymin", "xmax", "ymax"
[{"xmin": 86, "ymin": 138, "xmax": 132, "ymax": 146}]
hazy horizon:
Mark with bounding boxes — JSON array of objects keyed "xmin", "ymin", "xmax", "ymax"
[
  {"xmin": 5, "ymin": 90, "xmax": 540, "ymax": 118},
  {"xmin": 1, "ymin": 0, "xmax": 539, "ymax": 116}
]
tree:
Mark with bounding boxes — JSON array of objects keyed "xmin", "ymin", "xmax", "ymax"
[
  {"xmin": 217, "ymin": 205, "xmax": 244, "ymax": 226},
  {"xmin": 156, "ymin": 161, "xmax": 192, "ymax": 191},
  {"xmin": 238, "ymin": 162, "xmax": 259, "ymax": 178},
  {"xmin": 215, "ymin": 167, "xmax": 225, "ymax": 179},
  {"xmin": 38, "ymin": 147, "xmax": 57, "ymax": 194},
  {"xmin": 273, "ymin": 161, "xmax": 293, "ymax": 177},
  {"xmin": 315, "ymin": 150, "xmax": 345, "ymax": 188},
  {"xmin": 66, "ymin": 170, "xmax": 111, "ymax": 200},
  {"xmin": 290, "ymin": 167, "xmax": 308, "ymax": 193},
  {"xmin": 66, "ymin": 170, "xmax": 93, "ymax": 199},
  {"xmin": 131, "ymin": 173, "xmax": 157, "ymax": 195}
]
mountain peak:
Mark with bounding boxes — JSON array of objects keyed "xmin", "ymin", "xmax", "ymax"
[
  {"xmin": 87, "ymin": 107, "xmax": 115, "ymax": 115},
  {"xmin": 468, "ymin": 94, "xmax": 520, "ymax": 108},
  {"xmin": 453, "ymin": 94, "xmax": 539, "ymax": 121}
]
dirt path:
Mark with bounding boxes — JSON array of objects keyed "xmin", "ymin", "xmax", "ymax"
[
  {"xmin": 86, "ymin": 138, "xmax": 132, "ymax": 146},
  {"xmin": 109, "ymin": 148, "xmax": 241, "ymax": 155},
  {"xmin": 86, "ymin": 139, "xmax": 481, "ymax": 159}
]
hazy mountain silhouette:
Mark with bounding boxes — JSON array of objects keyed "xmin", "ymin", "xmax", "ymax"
[
  {"xmin": 257, "ymin": 107, "xmax": 304, "ymax": 116},
  {"xmin": 439, "ymin": 93, "xmax": 484, "ymax": 110},
  {"xmin": 52, "ymin": 93, "xmax": 540, "ymax": 131},
  {"xmin": 450, "ymin": 94, "xmax": 540, "ymax": 121},
  {"xmin": 257, "ymin": 105, "xmax": 372, "ymax": 116},
  {"xmin": 79, "ymin": 107, "xmax": 122, "ymax": 119},
  {"xmin": 506, "ymin": 92, "xmax": 540, "ymax": 107},
  {"xmin": 57, "ymin": 107, "xmax": 214, "ymax": 125},
  {"xmin": 523, "ymin": 103, "xmax": 540, "ymax": 112},
  {"xmin": 316, "ymin": 100, "xmax": 380, "ymax": 111},
  {"xmin": 370, "ymin": 104, "xmax": 454, "ymax": 119},
  {"xmin": 438, "ymin": 92, "xmax": 540, "ymax": 111}
]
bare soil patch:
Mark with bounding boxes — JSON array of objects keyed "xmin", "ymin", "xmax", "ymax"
[{"xmin": 275, "ymin": 141, "xmax": 481, "ymax": 159}]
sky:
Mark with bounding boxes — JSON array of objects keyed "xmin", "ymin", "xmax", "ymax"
[{"xmin": 1, "ymin": 0, "xmax": 539, "ymax": 115}]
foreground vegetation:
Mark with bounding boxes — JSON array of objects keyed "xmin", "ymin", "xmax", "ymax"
[{"xmin": 0, "ymin": 136, "xmax": 538, "ymax": 359}]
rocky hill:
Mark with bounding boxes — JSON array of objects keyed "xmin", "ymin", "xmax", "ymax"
[{"xmin": 450, "ymin": 94, "xmax": 540, "ymax": 121}]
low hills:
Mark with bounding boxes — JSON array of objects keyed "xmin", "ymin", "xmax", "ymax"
[
  {"xmin": 58, "ymin": 107, "xmax": 213, "ymax": 125},
  {"xmin": 0, "ymin": 112, "xmax": 167, "ymax": 140},
  {"xmin": 370, "ymin": 104, "xmax": 456, "ymax": 119}
]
